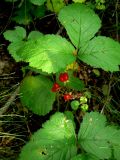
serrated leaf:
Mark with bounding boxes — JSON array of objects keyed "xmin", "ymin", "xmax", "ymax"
[
  {"xmin": 28, "ymin": 31, "xmax": 44, "ymax": 40},
  {"xmin": 29, "ymin": 0, "xmax": 46, "ymax": 5},
  {"xmin": 5, "ymin": 30, "xmax": 43, "ymax": 62},
  {"xmin": 79, "ymin": 36, "xmax": 120, "ymax": 71},
  {"xmin": 105, "ymin": 129, "xmax": 120, "ymax": 160},
  {"xmin": 20, "ymin": 75, "xmax": 56, "ymax": 115},
  {"xmin": 78, "ymin": 112, "xmax": 111, "ymax": 159},
  {"xmin": 18, "ymin": 112, "xmax": 77, "ymax": 160},
  {"xmin": 17, "ymin": 35, "xmax": 75, "ymax": 73},
  {"xmin": 78, "ymin": 112, "xmax": 120, "ymax": 159},
  {"xmin": 71, "ymin": 153, "xmax": 99, "ymax": 160},
  {"xmin": 58, "ymin": 4, "xmax": 101, "ymax": 48},
  {"xmin": 95, "ymin": 127, "xmax": 120, "ymax": 160},
  {"xmin": 3, "ymin": 26, "xmax": 26, "ymax": 42},
  {"xmin": 8, "ymin": 41, "xmax": 25, "ymax": 61},
  {"xmin": 114, "ymin": 145, "xmax": 120, "ymax": 160}
]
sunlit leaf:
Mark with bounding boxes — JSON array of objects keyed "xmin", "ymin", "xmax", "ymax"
[
  {"xmin": 18, "ymin": 35, "xmax": 75, "ymax": 73},
  {"xmin": 19, "ymin": 112, "xmax": 77, "ymax": 160}
]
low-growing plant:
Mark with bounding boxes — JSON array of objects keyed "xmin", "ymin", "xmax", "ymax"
[
  {"xmin": 18, "ymin": 111, "xmax": 120, "ymax": 160},
  {"xmin": 4, "ymin": 0, "xmax": 106, "ymax": 26},
  {"xmin": 3, "ymin": 0, "xmax": 46, "ymax": 25},
  {"xmin": 3, "ymin": 3, "xmax": 120, "ymax": 160}
]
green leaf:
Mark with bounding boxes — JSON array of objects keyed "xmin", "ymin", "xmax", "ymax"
[
  {"xmin": 18, "ymin": 35, "xmax": 75, "ymax": 73},
  {"xmin": 71, "ymin": 153, "xmax": 99, "ymax": 160},
  {"xmin": 114, "ymin": 145, "xmax": 120, "ymax": 160},
  {"xmin": 20, "ymin": 75, "xmax": 56, "ymax": 115},
  {"xmin": 12, "ymin": 12, "xmax": 32, "ymax": 25},
  {"xmin": 8, "ymin": 41, "xmax": 25, "ymax": 61},
  {"xmin": 29, "ymin": 0, "xmax": 46, "ymax": 5},
  {"xmin": 71, "ymin": 154, "xmax": 86, "ymax": 160},
  {"xmin": 3, "ymin": 26, "xmax": 26, "ymax": 42},
  {"xmin": 66, "ymin": 71, "xmax": 85, "ymax": 91},
  {"xmin": 67, "ymin": 78, "xmax": 84, "ymax": 91},
  {"xmin": 72, "ymin": 0, "xmax": 86, "ymax": 3},
  {"xmin": 3, "ymin": 26, "xmax": 27, "ymax": 61},
  {"xmin": 58, "ymin": 4, "xmax": 101, "ymax": 48},
  {"xmin": 79, "ymin": 36, "xmax": 120, "ymax": 72},
  {"xmin": 28, "ymin": 31, "xmax": 44, "ymax": 40},
  {"xmin": 46, "ymin": 0, "xmax": 65, "ymax": 13},
  {"xmin": 32, "ymin": 5, "xmax": 46, "ymax": 18},
  {"xmin": 78, "ymin": 112, "xmax": 120, "ymax": 159},
  {"xmin": 64, "ymin": 111, "xmax": 74, "ymax": 122},
  {"xmin": 102, "ymin": 128, "xmax": 120, "ymax": 160},
  {"xmin": 64, "ymin": 111, "xmax": 76, "ymax": 129},
  {"xmin": 95, "ymin": 127, "xmax": 120, "ymax": 160},
  {"xmin": 18, "ymin": 112, "xmax": 77, "ymax": 160},
  {"xmin": 5, "ymin": 29, "xmax": 43, "ymax": 62},
  {"xmin": 12, "ymin": 2, "xmax": 32, "ymax": 25},
  {"xmin": 78, "ymin": 112, "xmax": 111, "ymax": 159}
]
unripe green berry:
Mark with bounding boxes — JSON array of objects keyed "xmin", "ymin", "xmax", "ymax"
[
  {"xmin": 80, "ymin": 96, "xmax": 87, "ymax": 104},
  {"xmin": 81, "ymin": 104, "xmax": 89, "ymax": 111},
  {"xmin": 71, "ymin": 100, "xmax": 80, "ymax": 110}
]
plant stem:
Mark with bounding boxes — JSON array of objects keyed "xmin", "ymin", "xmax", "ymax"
[{"xmin": 56, "ymin": 92, "xmax": 60, "ymax": 111}]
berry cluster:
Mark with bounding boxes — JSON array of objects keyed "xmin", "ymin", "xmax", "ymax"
[
  {"xmin": 51, "ymin": 72, "xmax": 72, "ymax": 101},
  {"xmin": 59, "ymin": 72, "xmax": 69, "ymax": 82}
]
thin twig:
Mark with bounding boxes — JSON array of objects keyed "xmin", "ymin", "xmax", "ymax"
[
  {"xmin": 0, "ymin": 71, "xmax": 32, "ymax": 116},
  {"xmin": 0, "ymin": 85, "xmax": 20, "ymax": 115}
]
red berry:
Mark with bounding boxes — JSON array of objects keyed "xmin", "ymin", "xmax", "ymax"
[
  {"xmin": 51, "ymin": 83, "xmax": 60, "ymax": 92},
  {"xmin": 59, "ymin": 72, "xmax": 69, "ymax": 82},
  {"xmin": 63, "ymin": 94, "xmax": 72, "ymax": 101},
  {"xmin": 59, "ymin": 76, "xmax": 64, "ymax": 82},
  {"xmin": 53, "ymin": 83, "xmax": 60, "ymax": 89},
  {"xmin": 51, "ymin": 87, "xmax": 57, "ymax": 92}
]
